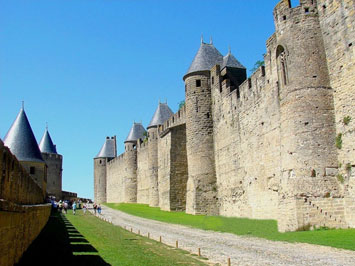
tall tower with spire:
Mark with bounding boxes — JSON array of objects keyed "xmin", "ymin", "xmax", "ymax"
[
  {"xmin": 94, "ymin": 136, "xmax": 117, "ymax": 203},
  {"xmin": 123, "ymin": 122, "xmax": 146, "ymax": 202},
  {"xmin": 39, "ymin": 126, "xmax": 63, "ymax": 199},
  {"xmin": 147, "ymin": 102, "xmax": 173, "ymax": 206},
  {"xmin": 3, "ymin": 107, "xmax": 47, "ymax": 199},
  {"xmin": 183, "ymin": 38, "xmax": 222, "ymax": 215}
]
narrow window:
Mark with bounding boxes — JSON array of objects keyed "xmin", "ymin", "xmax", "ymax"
[
  {"xmin": 283, "ymin": 15, "xmax": 286, "ymax": 21},
  {"xmin": 212, "ymin": 76, "xmax": 214, "ymax": 85},
  {"xmin": 305, "ymin": 8, "xmax": 309, "ymax": 13},
  {"xmin": 206, "ymin": 112, "xmax": 210, "ymax": 119},
  {"xmin": 276, "ymin": 45, "xmax": 288, "ymax": 86},
  {"xmin": 196, "ymin": 79, "xmax": 201, "ymax": 87},
  {"xmin": 30, "ymin": 167, "xmax": 35, "ymax": 175}
]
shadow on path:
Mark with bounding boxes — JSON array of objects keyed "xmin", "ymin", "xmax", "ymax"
[{"xmin": 16, "ymin": 211, "xmax": 109, "ymax": 266}]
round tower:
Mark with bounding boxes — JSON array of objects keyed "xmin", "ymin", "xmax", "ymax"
[
  {"xmin": 39, "ymin": 127, "xmax": 63, "ymax": 200},
  {"xmin": 94, "ymin": 136, "xmax": 116, "ymax": 203},
  {"xmin": 183, "ymin": 40, "xmax": 221, "ymax": 215},
  {"xmin": 147, "ymin": 102, "xmax": 173, "ymax": 207},
  {"xmin": 274, "ymin": 0, "xmax": 338, "ymax": 230},
  {"xmin": 123, "ymin": 122, "xmax": 146, "ymax": 203},
  {"xmin": 3, "ymin": 107, "xmax": 47, "ymax": 199}
]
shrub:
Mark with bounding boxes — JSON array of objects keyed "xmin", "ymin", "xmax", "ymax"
[
  {"xmin": 335, "ymin": 133, "xmax": 342, "ymax": 149},
  {"xmin": 337, "ymin": 174, "xmax": 344, "ymax": 183},
  {"xmin": 343, "ymin": 116, "xmax": 351, "ymax": 125}
]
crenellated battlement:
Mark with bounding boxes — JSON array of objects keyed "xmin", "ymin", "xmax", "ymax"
[
  {"xmin": 97, "ymin": 0, "xmax": 355, "ymax": 232},
  {"xmin": 158, "ymin": 105, "xmax": 186, "ymax": 136}
]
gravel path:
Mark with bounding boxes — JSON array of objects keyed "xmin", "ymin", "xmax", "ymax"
[{"xmin": 90, "ymin": 205, "xmax": 355, "ymax": 266}]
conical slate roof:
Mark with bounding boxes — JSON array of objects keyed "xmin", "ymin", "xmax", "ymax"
[
  {"xmin": 95, "ymin": 137, "xmax": 116, "ymax": 158},
  {"xmin": 3, "ymin": 108, "xmax": 44, "ymax": 162},
  {"xmin": 125, "ymin": 123, "xmax": 146, "ymax": 143},
  {"xmin": 222, "ymin": 51, "xmax": 246, "ymax": 69},
  {"xmin": 39, "ymin": 128, "xmax": 57, "ymax": 154},
  {"xmin": 147, "ymin": 103, "xmax": 174, "ymax": 129},
  {"xmin": 185, "ymin": 41, "xmax": 223, "ymax": 76}
]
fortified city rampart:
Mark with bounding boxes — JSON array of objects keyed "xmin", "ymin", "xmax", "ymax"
[
  {"xmin": 0, "ymin": 139, "xmax": 51, "ymax": 266},
  {"xmin": 94, "ymin": 0, "xmax": 355, "ymax": 232}
]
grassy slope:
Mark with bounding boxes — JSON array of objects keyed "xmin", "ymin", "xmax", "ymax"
[
  {"xmin": 106, "ymin": 203, "xmax": 355, "ymax": 251},
  {"xmin": 66, "ymin": 210, "xmax": 206, "ymax": 266}
]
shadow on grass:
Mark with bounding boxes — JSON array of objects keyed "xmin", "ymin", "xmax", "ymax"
[{"xmin": 16, "ymin": 211, "xmax": 109, "ymax": 266}]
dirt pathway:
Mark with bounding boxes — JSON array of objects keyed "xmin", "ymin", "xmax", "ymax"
[{"xmin": 90, "ymin": 205, "xmax": 355, "ymax": 266}]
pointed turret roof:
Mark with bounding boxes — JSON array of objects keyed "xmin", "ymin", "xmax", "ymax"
[
  {"xmin": 95, "ymin": 137, "xmax": 116, "ymax": 158},
  {"xmin": 147, "ymin": 103, "xmax": 173, "ymax": 129},
  {"xmin": 185, "ymin": 41, "xmax": 223, "ymax": 77},
  {"xmin": 125, "ymin": 122, "xmax": 146, "ymax": 143},
  {"xmin": 3, "ymin": 108, "xmax": 44, "ymax": 162},
  {"xmin": 222, "ymin": 50, "xmax": 246, "ymax": 69},
  {"xmin": 39, "ymin": 128, "xmax": 57, "ymax": 154}
]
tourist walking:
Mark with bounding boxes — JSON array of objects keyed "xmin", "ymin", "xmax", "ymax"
[
  {"xmin": 72, "ymin": 201, "xmax": 77, "ymax": 215},
  {"xmin": 98, "ymin": 204, "xmax": 102, "ymax": 215},
  {"xmin": 83, "ymin": 203, "xmax": 87, "ymax": 214},
  {"xmin": 58, "ymin": 200, "xmax": 63, "ymax": 213},
  {"xmin": 93, "ymin": 203, "xmax": 97, "ymax": 214},
  {"xmin": 63, "ymin": 201, "xmax": 68, "ymax": 214}
]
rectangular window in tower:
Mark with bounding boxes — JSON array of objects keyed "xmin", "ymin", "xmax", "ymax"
[
  {"xmin": 196, "ymin": 79, "xmax": 201, "ymax": 87},
  {"xmin": 30, "ymin": 167, "xmax": 35, "ymax": 175},
  {"xmin": 212, "ymin": 76, "xmax": 214, "ymax": 84}
]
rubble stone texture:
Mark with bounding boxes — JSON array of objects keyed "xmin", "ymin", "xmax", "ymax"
[{"xmin": 95, "ymin": 0, "xmax": 355, "ymax": 232}]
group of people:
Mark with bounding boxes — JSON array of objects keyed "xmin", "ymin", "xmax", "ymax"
[{"xmin": 49, "ymin": 197, "xmax": 103, "ymax": 216}]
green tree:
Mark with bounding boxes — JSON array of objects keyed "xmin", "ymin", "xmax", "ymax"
[{"xmin": 178, "ymin": 100, "xmax": 185, "ymax": 109}]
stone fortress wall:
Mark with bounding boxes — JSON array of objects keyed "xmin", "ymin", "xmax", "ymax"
[
  {"xmin": 97, "ymin": 0, "xmax": 355, "ymax": 232},
  {"xmin": 0, "ymin": 139, "xmax": 51, "ymax": 266}
]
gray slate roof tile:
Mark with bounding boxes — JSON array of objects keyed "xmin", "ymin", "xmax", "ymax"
[
  {"xmin": 96, "ymin": 138, "xmax": 116, "ymax": 158},
  {"xmin": 125, "ymin": 123, "xmax": 146, "ymax": 143},
  {"xmin": 147, "ymin": 103, "xmax": 173, "ymax": 129},
  {"xmin": 3, "ymin": 108, "xmax": 44, "ymax": 162},
  {"xmin": 39, "ymin": 128, "xmax": 57, "ymax": 154}
]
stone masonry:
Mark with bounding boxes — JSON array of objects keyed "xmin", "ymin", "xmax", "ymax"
[{"xmin": 95, "ymin": 0, "xmax": 355, "ymax": 232}]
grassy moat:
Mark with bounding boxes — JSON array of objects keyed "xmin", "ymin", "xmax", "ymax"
[
  {"xmin": 106, "ymin": 203, "xmax": 355, "ymax": 251},
  {"xmin": 17, "ymin": 210, "xmax": 206, "ymax": 266}
]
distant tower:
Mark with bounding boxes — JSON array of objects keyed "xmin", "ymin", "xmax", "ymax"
[
  {"xmin": 39, "ymin": 127, "xmax": 63, "ymax": 199},
  {"xmin": 147, "ymin": 102, "xmax": 173, "ymax": 206},
  {"xmin": 183, "ymin": 40, "xmax": 221, "ymax": 215},
  {"xmin": 94, "ymin": 136, "xmax": 116, "ymax": 203},
  {"xmin": 3, "ymin": 107, "xmax": 47, "ymax": 199},
  {"xmin": 123, "ymin": 122, "xmax": 146, "ymax": 202},
  {"xmin": 273, "ymin": 0, "xmax": 338, "ymax": 231}
]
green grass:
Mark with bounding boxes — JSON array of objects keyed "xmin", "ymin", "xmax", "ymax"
[
  {"xmin": 106, "ymin": 203, "xmax": 355, "ymax": 251},
  {"xmin": 66, "ymin": 210, "xmax": 206, "ymax": 265},
  {"xmin": 18, "ymin": 210, "xmax": 206, "ymax": 266}
]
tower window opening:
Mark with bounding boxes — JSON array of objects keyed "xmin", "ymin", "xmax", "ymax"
[
  {"xmin": 305, "ymin": 8, "xmax": 309, "ymax": 13},
  {"xmin": 30, "ymin": 167, "xmax": 35, "ymax": 175},
  {"xmin": 276, "ymin": 45, "xmax": 288, "ymax": 86},
  {"xmin": 196, "ymin": 79, "xmax": 201, "ymax": 87},
  {"xmin": 283, "ymin": 15, "xmax": 286, "ymax": 21},
  {"xmin": 206, "ymin": 112, "xmax": 210, "ymax": 119},
  {"xmin": 212, "ymin": 76, "xmax": 214, "ymax": 84}
]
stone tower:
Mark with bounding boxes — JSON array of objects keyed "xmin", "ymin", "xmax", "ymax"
[
  {"xmin": 124, "ymin": 122, "xmax": 146, "ymax": 202},
  {"xmin": 183, "ymin": 39, "xmax": 220, "ymax": 215},
  {"xmin": 3, "ymin": 107, "xmax": 47, "ymax": 199},
  {"xmin": 274, "ymin": 0, "xmax": 339, "ymax": 231},
  {"xmin": 94, "ymin": 136, "xmax": 116, "ymax": 203},
  {"xmin": 147, "ymin": 102, "xmax": 173, "ymax": 206},
  {"xmin": 39, "ymin": 127, "xmax": 63, "ymax": 199}
]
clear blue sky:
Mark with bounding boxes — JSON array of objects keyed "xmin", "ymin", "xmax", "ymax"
[{"xmin": 0, "ymin": 0, "xmax": 282, "ymax": 199}]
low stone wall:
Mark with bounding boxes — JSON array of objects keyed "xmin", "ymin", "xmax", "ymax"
[
  {"xmin": 0, "ymin": 202, "xmax": 51, "ymax": 266},
  {"xmin": 0, "ymin": 139, "xmax": 51, "ymax": 265}
]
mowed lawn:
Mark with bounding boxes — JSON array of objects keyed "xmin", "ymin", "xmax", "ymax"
[
  {"xmin": 66, "ymin": 210, "xmax": 207, "ymax": 265},
  {"xmin": 19, "ymin": 210, "xmax": 206, "ymax": 266},
  {"xmin": 106, "ymin": 203, "xmax": 355, "ymax": 251}
]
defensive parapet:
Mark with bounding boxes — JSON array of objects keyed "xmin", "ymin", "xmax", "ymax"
[{"xmin": 0, "ymin": 139, "xmax": 50, "ymax": 266}]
